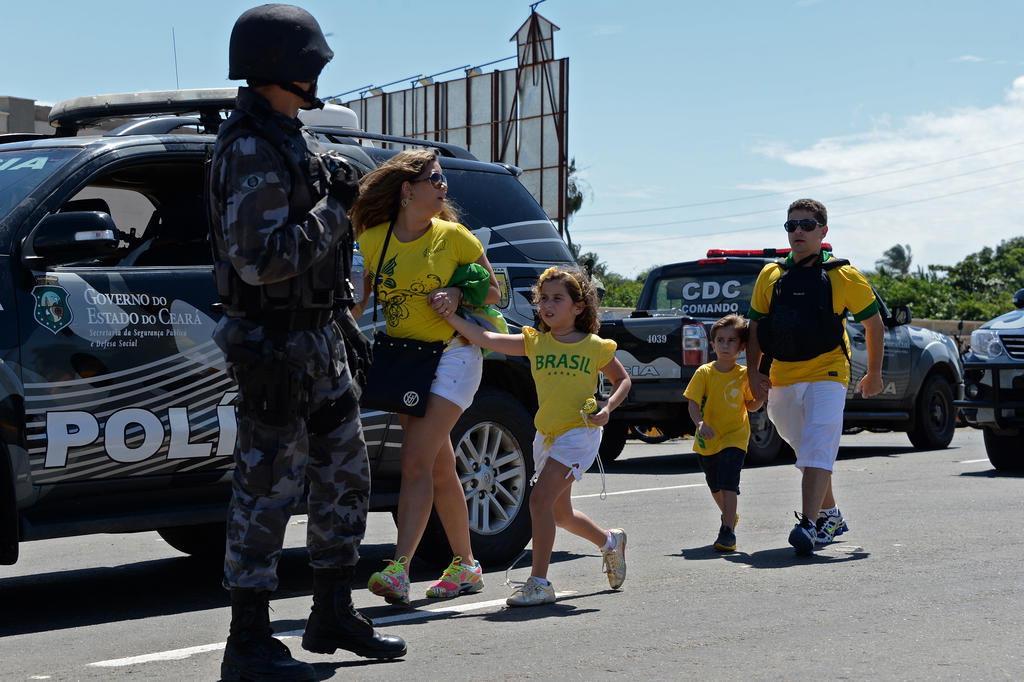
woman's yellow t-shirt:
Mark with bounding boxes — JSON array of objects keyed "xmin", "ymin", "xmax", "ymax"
[
  {"xmin": 360, "ymin": 218, "xmax": 485, "ymax": 342},
  {"xmin": 522, "ymin": 326, "xmax": 618, "ymax": 439},
  {"xmin": 748, "ymin": 252, "xmax": 879, "ymax": 387},
  {"xmin": 683, "ymin": 362, "xmax": 754, "ymax": 456}
]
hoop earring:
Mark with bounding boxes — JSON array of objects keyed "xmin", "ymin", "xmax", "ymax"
[{"xmin": 401, "ymin": 197, "xmax": 410, "ymax": 208}]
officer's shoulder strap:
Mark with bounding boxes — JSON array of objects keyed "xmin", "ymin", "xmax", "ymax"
[{"xmin": 822, "ymin": 257, "xmax": 851, "ymax": 271}]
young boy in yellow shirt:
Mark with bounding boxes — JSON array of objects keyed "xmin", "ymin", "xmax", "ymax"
[{"xmin": 684, "ymin": 314, "xmax": 764, "ymax": 552}]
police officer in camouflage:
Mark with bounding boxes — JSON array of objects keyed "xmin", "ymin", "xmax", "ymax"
[{"xmin": 209, "ymin": 5, "xmax": 405, "ymax": 679}]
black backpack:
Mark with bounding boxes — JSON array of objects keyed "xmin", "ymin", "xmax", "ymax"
[{"xmin": 757, "ymin": 253, "xmax": 851, "ymax": 363}]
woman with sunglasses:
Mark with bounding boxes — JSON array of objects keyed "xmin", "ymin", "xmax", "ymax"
[{"xmin": 350, "ymin": 149, "xmax": 500, "ymax": 605}]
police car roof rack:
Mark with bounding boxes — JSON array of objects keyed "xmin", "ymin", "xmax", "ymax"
[
  {"xmin": 104, "ymin": 116, "xmax": 208, "ymax": 137},
  {"xmin": 309, "ymin": 126, "xmax": 477, "ymax": 161},
  {"xmin": 48, "ymin": 88, "xmax": 239, "ymax": 137}
]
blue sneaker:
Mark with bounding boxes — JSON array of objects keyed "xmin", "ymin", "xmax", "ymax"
[
  {"xmin": 816, "ymin": 509, "xmax": 849, "ymax": 545},
  {"xmin": 788, "ymin": 512, "xmax": 817, "ymax": 556}
]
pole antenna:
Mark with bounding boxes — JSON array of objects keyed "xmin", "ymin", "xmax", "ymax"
[{"xmin": 172, "ymin": 28, "xmax": 180, "ymax": 89}]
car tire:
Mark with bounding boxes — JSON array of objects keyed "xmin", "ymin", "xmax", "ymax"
[
  {"xmin": 157, "ymin": 522, "xmax": 226, "ymax": 560},
  {"xmin": 982, "ymin": 428, "xmax": 1024, "ymax": 472},
  {"xmin": 453, "ymin": 388, "xmax": 535, "ymax": 568},
  {"xmin": 598, "ymin": 422, "xmax": 629, "ymax": 465},
  {"xmin": 745, "ymin": 408, "xmax": 788, "ymax": 466},
  {"xmin": 907, "ymin": 374, "xmax": 956, "ymax": 450}
]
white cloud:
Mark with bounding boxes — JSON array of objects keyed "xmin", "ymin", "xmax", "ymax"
[
  {"xmin": 952, "ymin": 55, "xmax": 986, "ymax": 63},
  {"xmin": 579, "ymin": 75, "xmax": 1024, "ymax": 278},
  {"xmin": 742, "ymin": 75, "xmax": 1024, "ymax": 273}
]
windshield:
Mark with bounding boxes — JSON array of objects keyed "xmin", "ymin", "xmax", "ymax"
[
  {"xmin": 0, "ymin": 148, "xmax": 80, "ymax": 220},
  {"xmin": 648, "ymin": 272, "xmax": 755, "ymax": 316}
]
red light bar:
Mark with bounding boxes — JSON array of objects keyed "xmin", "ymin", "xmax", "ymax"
[
  {"xmin": 697, "ymin": 257, "xmax": 729, "ymax": 265},
  {"xmin": 706, "ymin": 242, "xmax": 832, "ymax": 258}
]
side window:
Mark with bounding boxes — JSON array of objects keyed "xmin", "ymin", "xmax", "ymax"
[
  {"xmin": 56, "ymin": 158, "xmax": 210, "ymax": 267},
  {"xmin": 64, "ymin": 186, "xmax": 155, "ymax": 241}
]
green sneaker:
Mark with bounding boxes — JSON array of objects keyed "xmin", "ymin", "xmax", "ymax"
[
  {"xmin": 367, "ymin": 557, "xmax": 410, "ymax": 606},
  {"xmin": 425, "ymin": 556, "xmax": 484, "ymax": 599}
]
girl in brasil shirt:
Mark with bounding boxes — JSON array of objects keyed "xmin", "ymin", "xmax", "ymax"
[{"xmin": 439, "ymin": 266, "xmax": 632, "ymax": 608}]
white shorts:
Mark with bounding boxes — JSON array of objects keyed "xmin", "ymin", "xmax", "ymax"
[
  {"xmin": 429, "ymin": 340, "xmax": 483, "ymax": 411},
  {"xmin": 533, "ymin": 427, "xmax": 603, "ymax": 482},
  {"xmin": 767, "ymin": 381, "xmax": 846, "ymax": 472}
]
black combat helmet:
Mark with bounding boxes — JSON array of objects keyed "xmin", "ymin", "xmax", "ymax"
[
  {"xmin": 1014, "ymin": 288, "xmax": 1024, "ymax": 310},
  {"xmin": 228, "ymin": 4, "xmax": 334, "ymax": 109}
]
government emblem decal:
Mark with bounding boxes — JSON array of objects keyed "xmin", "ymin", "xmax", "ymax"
[{"xmin": 32, "ymin": 285, "xmax": 73, "ymax": 334}]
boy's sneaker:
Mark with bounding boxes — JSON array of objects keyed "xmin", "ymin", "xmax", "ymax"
[
  {"xmin": 367, "ymin": 557, "xmax": 410, "ymax": 606},
  {"xmin": 425, "ymin": 556, "xmax": 484, "ymax": 599},
  {"xmin": 788, "ymin": 512, "xmax": 817, "ymax": 556},
  {"xmin": 601, "ymin": 528, "xmax": 627, "ymax": 589},
  {"xmin": 816, "ymin": 509, "xmax": 849, "ymax": 545},
  {"xmin": 713, "ymin": 524, "xmax": 737, "ymax": 552},
  {"xmin": 506, "ymin": 576, "xmax": 556, "ymax": 607}
]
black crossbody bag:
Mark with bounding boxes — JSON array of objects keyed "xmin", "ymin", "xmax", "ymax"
[{"xmin": 359, "ymin": 220, "xmax": 445, "ymax": 417}]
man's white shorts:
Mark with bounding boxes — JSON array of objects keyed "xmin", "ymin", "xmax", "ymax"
[
  {"xmin": 429, "ymin": 340, "xmax": 483, "ymax": 411},
  {"xmin": 767, "ymin": 381, "xmax": 846, "ymax": 472},
  {"xmin": 533, "ymin": 427, "xmax": 603, "ymax": 482}
]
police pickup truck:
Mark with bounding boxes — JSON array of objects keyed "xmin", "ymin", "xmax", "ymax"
[
  {"xmin": 0, "ymin": 89, "xmax": 571, "ymax": 568},
  {"xmin": 598, "ymin": 247, "xmax": 964, "ymax": 465},
  {"xmin": 955, "ymin": 289, "xmax": 1024, "ymax": 471}
]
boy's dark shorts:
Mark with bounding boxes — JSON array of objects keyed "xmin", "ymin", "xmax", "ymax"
[{"xmin": 697, "ymin": 447, "xmax": 746, "ymax": 494}]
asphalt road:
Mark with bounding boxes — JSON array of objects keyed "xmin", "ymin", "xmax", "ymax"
[{"xmin": 1, "ymin": 428, "xmax": 1020, "ymax": 681}]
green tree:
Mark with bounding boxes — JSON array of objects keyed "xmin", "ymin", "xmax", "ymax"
[
  {"xmin": 875, "ymin": 244, "xmax": 913, "ymax": 276},
  {"xmin": 869, "ymin": 236, "xmax": 1024, "ymax": 320}
]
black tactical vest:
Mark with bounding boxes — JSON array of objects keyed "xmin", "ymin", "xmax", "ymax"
[
  {"xmin": 756, "ymin": 254, "xmax": 851, "ymax": 362},
  {"xmin": 208, "ymin": 100, "xmax": 353, "ymax": 328}
]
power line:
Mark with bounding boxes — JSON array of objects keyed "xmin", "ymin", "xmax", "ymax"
[
  {"xmin": 577, "ymin": 139, "xmax": 1024, "ymax": 218},
  {"xmin": 573, "ymin": 157, "xmax": 1024, "ymax": 235},
  {"xmin": 578, "ymin": 175, "xmax": 1024, "ymax": 248}
]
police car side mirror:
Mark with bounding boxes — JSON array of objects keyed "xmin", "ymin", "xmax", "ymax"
[
  {"xmin": 890, "ymin": 305, "xmax": 911, "ymax": 327},
  {"xmin": 23, "ymin": 211, "xmax": 122, "ymax": 265}
]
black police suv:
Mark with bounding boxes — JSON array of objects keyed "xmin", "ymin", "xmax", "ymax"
[{"xmin": 0, "ymin": 89, "xmax": 573, "ymax": 567}]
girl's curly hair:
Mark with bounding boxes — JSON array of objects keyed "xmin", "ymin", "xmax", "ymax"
[
  {"xmin": 531, "ymin": 266, "xmax": 600, "ymax": 334},
  {"xmin": 349, "ymin": 148, "xmax": 460, "ymax": 235}
]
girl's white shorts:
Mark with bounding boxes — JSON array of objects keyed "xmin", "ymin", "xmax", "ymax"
[{"xmin": 533, "ymin": 426, "xmax": 603, "ymax": 482}]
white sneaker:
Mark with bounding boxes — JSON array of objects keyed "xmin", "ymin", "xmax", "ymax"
[
  {"xmin": 506, "ymin": 576, "xmax": 556, "ymax": 607},
  {"xmin": 816, "ymin": 508, "xmax": 849, "ymax": 545},
  {"xmin": 601, "ymin": 528, "xmax": 627, "ymax": 589}
]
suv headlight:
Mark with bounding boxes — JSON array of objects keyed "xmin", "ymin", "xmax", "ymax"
[{"xmin": 969, "ymin": 329, "xmax": 1005, "ymax": 360}]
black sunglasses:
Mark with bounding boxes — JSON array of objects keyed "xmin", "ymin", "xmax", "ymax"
[
  {"xmin": 784, "ymin": 218, "xmax": 823, "ymax": 232},
  {"xmin": 411, "ymin": 171, "xmax": 448, "ymax": 189}
]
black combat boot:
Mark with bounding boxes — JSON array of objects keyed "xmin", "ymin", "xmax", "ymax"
[
  {"xmin": 221, "ymin": 589, "xmax": 316, "ymax": 681},
  {"xmin": 302, "ymin": 568, "xmax": 408, "ymax": 659}
]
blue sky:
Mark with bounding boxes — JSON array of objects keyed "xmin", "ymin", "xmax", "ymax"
[{"xmin": 4, "ymin": 0, "xmax": 1024, "ymax": 277}]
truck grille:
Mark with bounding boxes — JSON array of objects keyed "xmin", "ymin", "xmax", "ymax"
[{"xmin": 1002, "ymin": 334, "xmax": 1024, "ymax": 360}]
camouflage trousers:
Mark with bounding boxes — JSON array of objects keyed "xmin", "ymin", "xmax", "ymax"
[{"xmin": 223, "ymin": 360, "xmax": 370, "ymax": 592}]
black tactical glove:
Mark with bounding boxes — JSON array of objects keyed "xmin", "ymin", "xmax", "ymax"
[{"xmin": 324, "ymin": 154, "xmax": 360, "ymax": 210}]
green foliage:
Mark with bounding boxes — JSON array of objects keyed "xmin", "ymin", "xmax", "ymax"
[
  {"xmin": 599, "ymin": 271, "xmax": 645, "ymax": 308},
  {"xmin": 868, "ymin": 236, "xmax": 1024, "ymax": 320}
]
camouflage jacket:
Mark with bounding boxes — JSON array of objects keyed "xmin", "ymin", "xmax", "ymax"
[{"xmin": 209, "ymin": 87, "xmax": 349, "ymax": 380}]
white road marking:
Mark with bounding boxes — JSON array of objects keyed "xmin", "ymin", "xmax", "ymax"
[
  {"xmin": 88, "ymin": 592, "xmax": 574, "ymax": 668},
  {"xmin": 958, "ymin": 458, "xmax": 990, "ymax": 464},
  {"xmin": 573, "ymin": 483, "xmax": 704, "ymax": 500}
]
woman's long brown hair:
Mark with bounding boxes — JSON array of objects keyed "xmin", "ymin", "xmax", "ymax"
[{"xmin": 349, "ymin": 148, "xmax": 460, "ymax": 235}]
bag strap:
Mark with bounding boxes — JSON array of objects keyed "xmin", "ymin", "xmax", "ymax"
[{"xmin": 371, "ymin": 220, "xmax": 396, "ymax": 325}]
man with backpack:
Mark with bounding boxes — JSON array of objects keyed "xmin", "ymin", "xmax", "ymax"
[{"xmin": 745, "ymin": 198, "xmax": 884, "ymax": 555}]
